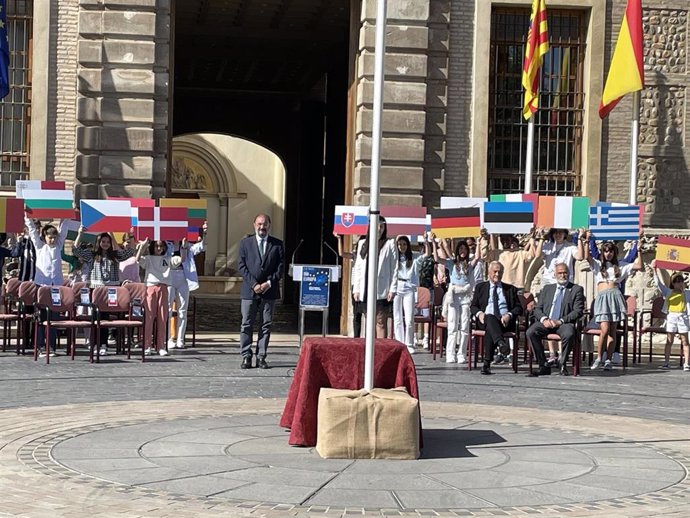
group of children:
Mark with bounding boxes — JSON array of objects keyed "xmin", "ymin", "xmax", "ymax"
[
  {"xmin": 3, "ymin": 213, "xmax": 206, "ymax": 358},
  {"xmin": 340, "ymin": 221, "xmax": 690, "ymax": 372}
]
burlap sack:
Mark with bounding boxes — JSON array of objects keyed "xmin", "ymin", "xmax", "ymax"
[{"xmin": 316, "ymin": 387, "xmax": 420, "ymax": 460}]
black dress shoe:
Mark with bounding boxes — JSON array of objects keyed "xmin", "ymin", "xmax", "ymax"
[
  {"xmin": 257, "ymin": 358, "xmax": 270, "ymax": 369},
  {"xmin": 537, "ymin": 365, "xmax": 552, "ymax": 376},
  {"xmin": 497, "ymin": 340, "xmax": 510, "ymax": 355},
  {"xmin": 480, "ymin": 362, "xmax": 492, "ymax": 375},
  {"xmin": 559, "ymin": 365, "xmax": 569, "ymax": 376},
  {"xmin": 241, "ymin": 356, "xmax": 253, "ymax": 369}
]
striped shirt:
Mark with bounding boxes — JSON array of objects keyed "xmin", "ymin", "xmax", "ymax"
[{"xmin": 74, "ymin": 248, "xmax": 136, "ymax": 287}]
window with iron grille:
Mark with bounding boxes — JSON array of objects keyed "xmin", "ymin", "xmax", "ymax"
[
  {"xmin": 488, "ymin": 8, "xmax": 586, "ymax": 195},
  {"xmin": 0, "ymin": 0, "xmax": 32, "ymax": 186}
]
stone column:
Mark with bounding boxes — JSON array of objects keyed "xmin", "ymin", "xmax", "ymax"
[
  {"xmin": 215, "ymin": 195, "xmax": 230, "ymax": 275},
  {"xmin": 353, "ymin": 0, "xmax": 430, "ymax": 206},
  {"xmin": 75, "ymin": 0, "xmax": 170, "ymax": 200}
]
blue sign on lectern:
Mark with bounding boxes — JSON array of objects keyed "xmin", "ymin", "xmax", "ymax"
[{"xmin": 299, "ymin": 266, "xmax": 331, "ymax": 308}]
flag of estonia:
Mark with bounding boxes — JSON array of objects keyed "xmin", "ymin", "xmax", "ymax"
[
  {"xmin": 483, "ymin": 201, "xmax": 534, "ymax": 234},
  {"xmin": 430, "ymin": 208, "xmax": 481, "ymax": 239}
]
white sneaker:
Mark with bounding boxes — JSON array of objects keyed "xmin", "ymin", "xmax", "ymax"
[
  {"xmin": 603, "ymin": 359, "xmax": 613, "ymax": 371},
  {"xmin": 176, "ymin": 342, "xmax": 186, "ymax": 350},
  {"xmin": 457, "ymin": 354, "xmax": 467, "ymax": 364},
  {"xmin": 167, "ymin": 339, "xmax": 176, "ymax": 350},
  {"xmin": 446, "ymin": 355, "xmax": 456, "ymax": 363},
  {"xmin": 683, "ymin": 363, "xmax": 690, "ymax": 372},
  {"xmin": 422, "ymin": 337, "xmax": 429, "ymax": 350},
  {"xmin": 107, "ymin": 336, "xmax": 116, "ymax": 346},
  {"xmin": 144, "ymin": 347, "xmax": 153, "ymax": 356},
  {"xmin": 591, "ymin": 358, "xmax": 602, "ymax": 370},
  {"xmin": 406, "ymin": 346, "xmax": 416, "ymax": 355},
  {"xmin": 612, "ymin": 352, "xmax": 622, "ymax": 365},
  {"xmin": 99, "ymin": 347, "xmax": 107, "ymax": 356},
  {"xmin": 158, "ymin": 349, "xmax": 168, "ymax": 357},
  {"xmin": 38, "ymin": 351, "xmax": 47, "ymax": 358}
]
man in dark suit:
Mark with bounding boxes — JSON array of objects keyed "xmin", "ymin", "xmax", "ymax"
[
  {"xmin": 238, "ymin": 213, "xmax": 285, "ymax": 369},
  {"xmin": 470, "ymin": 261, "xmax": 522, "ymax": 375},
  {"xmin": 526, "ymin": 263, "xmax": 585, "ymax": 376}
]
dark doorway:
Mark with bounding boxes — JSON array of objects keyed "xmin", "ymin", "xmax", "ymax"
[{"xmin": 172, "ymin": 0, "xmax": 352, "ymax": 327}]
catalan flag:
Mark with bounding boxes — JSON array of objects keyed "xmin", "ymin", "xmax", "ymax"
[
  {"xmin": 522, "ymin": 0, "xmax": 549, "ymax": 120},
  {"xmin": 599, "ymin": 0, "xmax": 644, "ymax": 118},
  {"xmin": 655, "ymin": 237, "xmax": 690, "ymax": 272},
  {"xmin": 430, "ymin": 208, "xmax": 481, "ymax": 239},
  {"xmin": 0, "ymin": 198, "xmax": 24, "ymax": 232}
]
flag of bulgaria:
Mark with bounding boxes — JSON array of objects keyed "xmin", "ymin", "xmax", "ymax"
[
  {"xmin": 23, "ymin": 189, "xmax": 75, "ymax": 219},
  {"xmin": 536, "ymin": 196, "xmax": 590, "ymax": 229}
]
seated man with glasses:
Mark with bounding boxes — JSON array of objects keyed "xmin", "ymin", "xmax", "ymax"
[{"xmin": 526, "ymin": 262, "xmax": 585, "ymax": 376}]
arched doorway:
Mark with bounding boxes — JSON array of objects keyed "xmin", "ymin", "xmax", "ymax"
[{"xmin": 171, "ymin": 133, "xmax": 286, "ymax": 295}]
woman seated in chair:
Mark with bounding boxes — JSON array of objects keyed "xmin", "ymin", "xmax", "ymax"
[{"xmin": 584, "ymin": 233, "xmax": 642, "ymax": 371}]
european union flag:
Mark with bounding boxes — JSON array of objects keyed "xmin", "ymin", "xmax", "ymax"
[{"xmin": 0, "ymin": 0, "xmax": 9, "ymax": 100}]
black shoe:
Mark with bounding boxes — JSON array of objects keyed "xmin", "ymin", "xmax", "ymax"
[
  {"xmin": 241, "ymin": 356, "xmax": 253, "ymax": 369},
  {"xmin": 257, "ymin": 358, "xmax": 269, "ymax": 369},
  {"xmin": 480, "ymin": 362, "xmax": 492, "ymax": 375},
  {"xmin": 497, "ymin": 340, "xmax": 510, "ymax": 356},
  {"xmin": 559, "ymin": 365, "xmax": 569, "ymax": 376},
  {"xmin": 537, "ymin": 365, "xmax": 552, "ymax": 376}
]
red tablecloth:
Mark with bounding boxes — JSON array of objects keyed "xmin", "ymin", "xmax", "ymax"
[{"xmin": 280, "ymin": 337, "xmax": 421, "ymax": 447}]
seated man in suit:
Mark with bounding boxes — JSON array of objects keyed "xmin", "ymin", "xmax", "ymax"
[
  {"xmin": 470, "ymin": 261, "xmax": 523, "ymax": 375},
  {"xmin": 526, "ymin": 262, "xmax": 585, "ymax": 376}
]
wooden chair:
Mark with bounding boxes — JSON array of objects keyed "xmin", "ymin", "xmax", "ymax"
[
  {"xmin": 413, "ymin": 287, "xmax": 434, "ymax": 351},
  {"xmin": 638, "ymin": 296, "xmax": 673, "ymax": 364},
  {"xmin": 581, "ymin": 295, "xmax": 636, "ymax": 370},
  {"xmin": 91, "ymin": 286, "xmax": 145, "ymax": 362},
  {"xmin": 33, "ymin": 285, "xmax": 94, "ymax": 364},
  {"xmin": 17, "ymin": 281, "xmax": 38, "ymax": 355},
  {"xmin": 122, "ymin": 282, "xmax": 147, "ymax": 360},
  {"xmin": 0, "ymin": 278, "xmax": 22, "ymax": 352},
  {"xmin": 469, "ymin": 316, "xmax": 519, "ymax": 373}
]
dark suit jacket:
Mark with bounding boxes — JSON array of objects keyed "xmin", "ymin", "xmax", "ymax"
[
  {"xmin": 470, "ymin": 281, "xmax": 522, "ymax": 322},
  {"xmin": 533, "ymin": 282, "xmax": 585, "ymax": 324},
  {"xmin": 238, "ymin": 234, "xmax": 285, "ymax": 300}
]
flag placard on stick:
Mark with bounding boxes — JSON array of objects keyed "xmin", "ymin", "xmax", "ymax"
[
  {"xmin": 0, "ymin": 198, "xmax": 24, "ymax": 232},
  {"xmin": 588, "ymin": 205, "xmax": 640, "ymax": 241},
  {"xmin": 430, "ymin": 208, "xmax": 481, "ymax": 239},
  {"xmin": 23, "ymin": 189, "xmax": 75, "ymax": 219},
  {"xmin": 522, "ymin": 0, "xmax": 549, "ymax": 120},
  {"xmin": 599, "ymin": 0, "xmax": 644, "ymax": 118},
  {"xmin": 334, "ymin": 205, "xmax": 368, "ymax": 235},
  {"xmin": 440, "ymin": 197, "xmax": 487, "ymax": 225},
  {"xmin": 135, "ymin": 207, "xmax": 188, "ymax": 241},
  {"xmin": 80, "ymin": 200, "xmax": 134, "ymax": 232},
  {"xmin": 655, "ymin": 237, "xmax": 690, "ymax": 272},
  {"xmin": 537, "ymin": 196, "xmax": 590, "ymax": 229},
  {"xmin": 16, "ymin": 180, "xmax": 66, "ymax": 199},
  {"xmin": 489, "ymin": 194, "xmax": 539, "ymax": 224},
  {"xmin": 483, "ymin": 202, "xmax": 534, "ymax": 234},
  {"xmin": 159, "ymin": 198, "xmax": 208, "ymax": 240},
  {"xmin": 380, "ymin": 205, "xmax": 427, "ymax": 236}
]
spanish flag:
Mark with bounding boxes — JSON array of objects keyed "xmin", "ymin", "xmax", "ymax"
[
  {"xmin": 599, "ymin": 0, "xmax": 644, "ymax": 118},
  {"xmin": 522, "ymin": 0, "xmax": 549, "ymax": 120},
  {"xmin": 655, "ymin": 237, "xmax": 690, "ymax": 272}
]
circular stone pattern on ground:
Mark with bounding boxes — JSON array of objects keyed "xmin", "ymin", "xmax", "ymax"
[{"xmin": 50, "ymin": 414, "xmax": 686, "ymax": 510}]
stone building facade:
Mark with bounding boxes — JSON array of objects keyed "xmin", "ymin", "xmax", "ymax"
[{"xmin": 13, "ymin": 0, "xmax": 690, "ymax": 311}]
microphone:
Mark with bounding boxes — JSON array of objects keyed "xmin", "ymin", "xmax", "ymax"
[
  {"xmin": 291, "ymin": 238, "xmax": 304, "ymax": 269},
  {"xmin": 324, "ymin": 240, "xmax": 339, "ymax": 266}
]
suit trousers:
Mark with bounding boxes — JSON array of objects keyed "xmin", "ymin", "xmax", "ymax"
[
  {"xmin": 240, "ymin": 298, "xmax": 275, "ymax": 359},
  {"xmin": 526, "ymin": 322, "xmax": 577, "ymax": 367},
  {"xmin": 477, "ymin": 314, "xmax": 510, "ymax": 362}
]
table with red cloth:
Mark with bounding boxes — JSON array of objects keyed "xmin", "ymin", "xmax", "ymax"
[{"xmin": 280, "ymin": 337, "xmax": 421, "ymax": 447}]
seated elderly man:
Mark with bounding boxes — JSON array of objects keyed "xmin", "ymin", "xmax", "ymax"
[{"xmin": 526, "ymin": 262, "xmax": 585, "ymax": 376}]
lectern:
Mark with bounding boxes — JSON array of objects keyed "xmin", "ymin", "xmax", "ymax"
[{"xmin": 290, "ymin": 264, "xmax": 341, "ymax": 347}]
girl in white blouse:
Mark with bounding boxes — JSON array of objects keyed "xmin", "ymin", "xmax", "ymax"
[
  {"xmin": 392, "ymin": 235, "xmax": 431, "ymax": 353},
  {"xmin": 584, "ymin": 236, "xmax": 642, "ymax": 370}
]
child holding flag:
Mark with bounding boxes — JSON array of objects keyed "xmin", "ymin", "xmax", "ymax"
[{"xmin": 651, "ymin": 260, "xmax": 690, "ymax": 371}]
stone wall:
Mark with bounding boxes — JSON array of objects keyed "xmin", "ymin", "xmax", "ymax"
[
  {"xmin": 353, "ymin": 0, "xmax": 430, "ymax": 206},
  {"xmin": 443, "ymin": 0, "xmax": 474, "ymax": 199},
  {"xmin": 47, "ymin": 0, "xmax": 79, "ymax": 184},
  {"xmin": 74, "ymin": 0, "xmax": 171, "ymax": 200},
  {"xmin": 602, "ymin": 2, "xmax": 689, "ymax": 229}
]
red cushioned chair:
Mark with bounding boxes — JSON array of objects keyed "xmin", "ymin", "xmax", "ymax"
[{"xmin": 91, "ymin": 286, "xmax": 145, "ymax": 362}]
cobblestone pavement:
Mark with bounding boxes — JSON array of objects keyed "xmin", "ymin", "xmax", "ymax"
[{"xmin": 0, "ymin": 334, "xmax": 689, "ymax": 517}]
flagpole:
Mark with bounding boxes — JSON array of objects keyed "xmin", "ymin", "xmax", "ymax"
[
  {"xmin": 364, "ymin": 0, "xmax": 387, "ymax": 392},
  {"xmin": 629, "ymin": 91, "xmax": 640, "ymax": 205},
  {"xmin": 524, "ymin": 117, "xmax": 535, "ymax": 194}
]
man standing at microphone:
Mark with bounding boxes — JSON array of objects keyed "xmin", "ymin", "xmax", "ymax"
[{"xmin": 238, "ymin": 213, "xmax": 285, "ymax": 369}]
